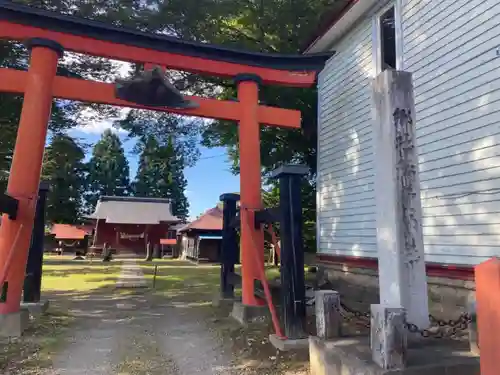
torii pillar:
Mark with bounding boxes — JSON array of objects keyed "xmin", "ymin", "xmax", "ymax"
[
  {"xmin": 0, "ymin": 38, "xmax": 62, "ymax": 335},
  {"xmin": 235, "ymin": 74, "xmax": 265, "ymax": 307}
]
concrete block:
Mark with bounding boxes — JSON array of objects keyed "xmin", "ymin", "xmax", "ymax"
[
  {"xmin": 231, "ymin": 301, "xmax": 268, "ymax": 325},
  {"xmin": 212, "ymin": 293, "xmax": 236, "ymax": 308},
  {"xmin": 370, "ymin": 305, "xmax": 407, "ymax": 370},
  {"xmin": 21, "ymin": 300, "xmax": 49, "ymax": 316},
  {"xmin": 315, "ymin": 290, "xmax": 341, "ymax": 340},
  {"xmin": 310, "ymin": 335, "xmax": 479, "ymax": 375},
  {"xmin": 269, "ymin": 333, "xmax": 308, "ymax": 351},
  {"xmin": 0, "ymin": 309, "xmax": 30, "ymax": 337}
]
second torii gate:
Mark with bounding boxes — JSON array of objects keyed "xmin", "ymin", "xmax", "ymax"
[{"xmin": 0, "ymin": 1, "xmax": 332, "ymax": 327}]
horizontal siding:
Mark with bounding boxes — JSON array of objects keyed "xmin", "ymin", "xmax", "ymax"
[
  {"xmin": 318, "ymin": 0, "xmax": 500, "ymax": 266},
  {"xmin": 403, "ymin": 0, "xmax": 500, "ymax": 265},
  {"xmin": 317, "ymin": 16, "xmax": 375, "ymax": 259}
]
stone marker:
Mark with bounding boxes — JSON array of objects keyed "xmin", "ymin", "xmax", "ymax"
[
  {"xmin": 372, "ymin": 70, "xmax": 429, "ymax": 330},
  {"xmin": 315, "ymin": 290, "xmax": 341, "ymax": 340}
]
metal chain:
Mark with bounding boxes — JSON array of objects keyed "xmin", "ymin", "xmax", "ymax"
[
  {"xmin": 309, "ymin": 288, "xmax": 472, "ymax": 339},
  {"xmin": 405, "ymin": 313, "xmax": 472, "ymax": 338},
  {"xmin": 334, "ymin": 300, "xmax": 471, "ymax": 338}
]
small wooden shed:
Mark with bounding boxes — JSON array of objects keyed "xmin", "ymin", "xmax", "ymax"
[{"xmin": 178, "ymin": 207, "xmax": 223, "ymax": 263}]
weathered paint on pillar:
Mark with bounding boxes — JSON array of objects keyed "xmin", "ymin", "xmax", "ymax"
[
  {"xmin": 236, "ymin": 74, "xmax": 264, "ymax": 306},
  {"xmin": 475, "ymin": 257, "xmax": 500, "ymax": 375},
  {"xmin": 0, "ymin": 38, "xmax": 62, "ymax": 314},
  {"xmin": 371, "ymin": 70, "xmax": 429, "ymax": 329}
]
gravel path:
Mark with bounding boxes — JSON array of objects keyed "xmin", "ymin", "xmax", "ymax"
[{"xmin": 44, "ymin": 261, "xmax": 235, "ymax": 375}]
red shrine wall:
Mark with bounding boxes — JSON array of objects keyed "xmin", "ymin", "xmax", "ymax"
[{"xmin": 94, "ymin": 220, "xmax": 171, "ymax": 255}]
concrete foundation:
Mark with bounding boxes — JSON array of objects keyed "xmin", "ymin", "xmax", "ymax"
[
  {"xmin": 212, "ymin": 293, "xmax": 236, "ymax": 308},
  {"xmin": 231, "ymin": 301, "xmax": 268, "ymax": 325},
  {"xmin": 21, "ymin": 299, "xmax": 50, "ymax": 316},
  {"xmin": 0, "ymin": 309, "xmax": 30, "ymax": 337},
  {"xmin": 269, "ymin": 333, "xmax": 308, "ymax": 351},
  {"xmin": 309, "ymin": 336, "xmax": 479, "ymax": 375}
]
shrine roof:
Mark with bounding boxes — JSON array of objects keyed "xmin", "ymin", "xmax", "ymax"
[
  {"xmin": 179, "ymin": 207, "xmax": 223, "ymax": 232},
  {"xmin": 89, "ymin": 196, "xmax": 181, "ymax": 225},
  {"xmin": 0, "ymin": 1, "xmax": 333, "ymax": 72},
  {"xmin": 51, "ymin": 224, "xmax": 92, "ymax": 240}
]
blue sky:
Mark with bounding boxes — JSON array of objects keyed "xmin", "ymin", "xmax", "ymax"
[{"xmin": 69, "ymin": 126, "xmax": 240, "ymax": 220}]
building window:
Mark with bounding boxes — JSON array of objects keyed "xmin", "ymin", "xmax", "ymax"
[
  {"xmin": 380, "ymin": 7, "xmax": 396, "ymax": 70},
  {"xmin": 374, "ymin": 2, "xmax": 402, "ymax": 74}
]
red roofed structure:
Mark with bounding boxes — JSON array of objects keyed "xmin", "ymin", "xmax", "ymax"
[
  {"xmin": 178, "ymin": 206, "xmax": 223, "ymax": 262},
  {"xmin": 50, "ymin": 224, "xmax": 92, "ymax": 240}
]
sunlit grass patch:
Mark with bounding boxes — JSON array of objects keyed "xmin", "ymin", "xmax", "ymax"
[
  {"xmin": 42, "ymin": 264, "xmax": 121, "ymax": 292},
  {"xmin": 140, "ymin": 260, "xmax": 220, "ymax": 302}
]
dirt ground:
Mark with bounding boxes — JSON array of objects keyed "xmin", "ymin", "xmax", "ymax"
[{"xmin": 1, "ymin": 260, "xmax": 311, "ymax": 375}]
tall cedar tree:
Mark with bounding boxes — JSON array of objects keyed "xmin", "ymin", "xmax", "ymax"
[
  {"xmin": 133, "ymin": 136, "xmax": 189, "ymax": 220},
  {"xmin": 41, "ymin": 134, "xmax": 87, "ymax": 223},
  {"xmin": 86, "ymin": 129, "xmax": 130, "ymax": 208}
]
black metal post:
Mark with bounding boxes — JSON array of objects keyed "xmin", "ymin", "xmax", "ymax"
[
  {"xmin": 23, "ymin": 181, "xmax": 49, "ymax": 303},
  {"xmin": 270, "ymin": 165, "xmax": 309, "ymax": 339},
  {"xmin": 219, "ymin": 193, "xmax": 240, "ymax": 299}
]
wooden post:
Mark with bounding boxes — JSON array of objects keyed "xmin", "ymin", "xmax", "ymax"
[
  {"xmin": 23, "ymin": 181, "xmax": 49, "ymax": 303},
  {"xmin": 475, "ymin": 258, "xmax": 500, "ymax": 375},
  {"xmin": 236, "ymin": 74, "xmax": 264, "ymax": 306},
  {"xmin": 271, "ymin": 164, "xmax": 308, "ymax": 339},
  {"xmin": 315, "ymin": 290, "xmax": 341, "ymax": 340},
  {"xmin": 370, "ymin": 305, "xmax": 407, "ymax": 370},
  {"xmin": 0, "ymin": 38, "xmax": 62, "ymax": 314},
  {"xmin": 372, "ymin": 70, "xmax": 429, "ymax": 329},
  {"xmin": 219, "ymin": 193, "xmax": 240, "ymax": 299}
]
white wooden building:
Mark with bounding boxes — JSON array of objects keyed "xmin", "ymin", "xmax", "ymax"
[{"xmin": 307, "ymin": 0, "xmax": 500, "ymax": 270}]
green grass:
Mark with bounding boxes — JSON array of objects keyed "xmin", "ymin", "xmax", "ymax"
[
  {"xmin": 140, "ymin": 260, "xmax": 220, "ymax": 303},
  {"xmin": 42, "ymin": 263, "xmax": 122, "ymax": 292}
]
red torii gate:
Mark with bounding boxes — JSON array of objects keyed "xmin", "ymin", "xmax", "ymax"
[{"xmin": 0, "ymin": 2, "xmax": 331, "ymax": 319}]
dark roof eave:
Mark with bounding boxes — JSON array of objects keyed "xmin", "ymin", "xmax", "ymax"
[
  {"xmin": 0, "ymin": 1, "xmax": 334, "ymax": 72},
  {"xmin": 301, "ymin": 0, "xmax": 357, "ymax": 53}
]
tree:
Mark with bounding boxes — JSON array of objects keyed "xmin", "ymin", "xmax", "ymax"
[
  {"xmin": 133, "ymin": 136, "xmax": 189, "ymax": 220},
  {"xmin": 41, "ymin": 134, "xmax": 87, "ymax": 223},
  {"xmin": 86, "ymin": 129, "xmax": 130, "ymax": 208},
  {"xmin": 1, "ymin": 0, "xmax": 130, "ymax": 192}
]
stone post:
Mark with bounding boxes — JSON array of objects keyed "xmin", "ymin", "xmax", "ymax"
[
  {"xmin": 370, "ymin": 305, "xmax": 407, "ymax": 370},
  {"xmin": 372, "ymin": 70, "xmax": 429, "ymax": 329},
  {"xmin": 315, "ymin": 290, "xmax": 341, "ymax": 340}
]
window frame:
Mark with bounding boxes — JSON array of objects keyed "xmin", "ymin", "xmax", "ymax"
[{"xmin": 372, "ymin": 0, "xmax": 404, "ymax": 75}]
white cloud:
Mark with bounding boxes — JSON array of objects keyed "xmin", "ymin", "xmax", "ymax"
[
  {"xmin": 71, "ymin": 106, "xmax": 128, "ymax": 135},
  {"xmin": 72, "ymin": 119, "xmax": 127, "ymax": 135}
]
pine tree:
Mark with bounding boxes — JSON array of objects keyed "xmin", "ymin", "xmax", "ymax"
[
  {"xmin": 86, "ymin": 129, "xmax": 130, "ymax": 209},
  {"xmin": 133, "ymin": 136, "xmax": 189, "ymax": 220},
  {"xmin": 41, "ymin": 134, "xmax": 87, "ymax": 223}
]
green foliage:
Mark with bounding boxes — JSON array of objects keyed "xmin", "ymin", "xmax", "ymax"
[
  {"xmin": 86, "ymin": 129, "xmax": 131, "ymax": 208},
  {"xmin": 116, "ymin": 110, "xmax": 201, "ymax": 168},
  {"xmin": 133, "ymin": 136, "xmax": 189, "ymax": 220},
  {"xmin": 41, "ymin": 134, "xmax": 87, "ymax": 223}
]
